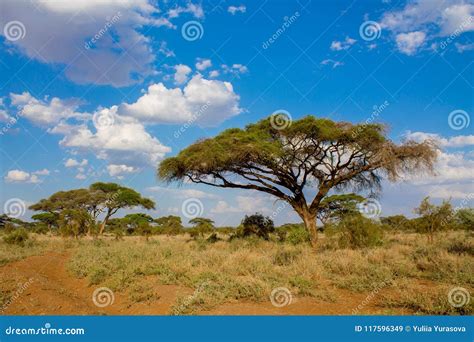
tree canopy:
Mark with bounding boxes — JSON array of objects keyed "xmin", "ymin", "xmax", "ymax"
[
  {"xmin": 159, "ymin": 115, "xmax": 436, "ymax": 248},
  {"xmin": 29, "ymin": 182, "xmax": 155, "ymax": 236}
]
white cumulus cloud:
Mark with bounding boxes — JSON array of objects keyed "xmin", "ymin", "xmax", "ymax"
[
  {"xmin": 121, "ymin": 74, "xmax": 242, "ymax": 126},
  {"xmin": 395, "ymin": 31, "xmax": 426, "ymax": 55}
]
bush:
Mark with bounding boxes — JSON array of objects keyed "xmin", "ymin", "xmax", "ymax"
[
  {"xmin": 284, "ymin": 224, "xmax": 311, "ymax": 245},
  {"xmin": 329, "ymin": 215, "xmax": 384, "ymax": 249},
  {"xmin": 3, "ymin": 228, "xmax": 30, "ymax": 246},
  {"xmin": 272, "ymin": 248, "xmax": 301, "ymax": 266},
  {"xmin": 237, "ymin": 213, "xmax": 274, "ymax": 240}
]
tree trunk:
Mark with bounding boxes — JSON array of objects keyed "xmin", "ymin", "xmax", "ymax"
[
  {"xmin": 301, "ymin": 210, "xmax": 318, "ymax": 250},
  {"xmin": 99, "ymin": 212, "xmax": 111, "ymax": 235}
]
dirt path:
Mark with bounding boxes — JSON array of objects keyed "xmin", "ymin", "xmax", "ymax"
[
  {"xmin": 0, "ymin": 252, "xmax": 189, "ymax": 315},
  {"xmin": 0, "ymin": 252, "xmax": 409, "ymax": 315}
]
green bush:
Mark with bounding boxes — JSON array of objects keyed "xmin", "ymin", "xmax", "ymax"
[
  {"xmin": 286, "ymin": 225, "xmax": 311, "ymax": 245},
  {"xmin": 330, "ymin": 215, "xmax": 384, "ymax": 249},
  {"xmin": 3, "ymin": 228, "xmax": 30, "ymax": 246},
  {"xmin": 236, "ymin": 213, "xmax": 274, "ymax": 240}
]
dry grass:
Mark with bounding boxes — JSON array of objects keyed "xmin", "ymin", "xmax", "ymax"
[
  {"xmin": 63, "ymin": 230, "xmax": 474, "ymax": 314},
  {"xmin": 0, "ymin": 235, "xmax": 69, "ymax": 266}
]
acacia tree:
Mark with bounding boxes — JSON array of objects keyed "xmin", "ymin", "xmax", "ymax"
[
  {"xmin": 31, "ymin": 212, "xmax": 59, "ymax": 234},
  {"xmin": 189, "ymin": 217, "xmax": 214, "ymax": 237},
  {"xmin": 30, "ymin": 183, "xmax": 155, "ymax": 236},
  {"xmin": 414, "ymin": 197, "xmax": 453, "ymax": 242},
  {"xmin": 90, "ymin": 183, "xmax": 155, "ymax": 235},
  {"xmin": 318, "ymin": 193, "xmax": 365, "ymax": 225},
  {"xmin": 155, "ymin": 215, "xmax": 183, "ymax": 235},
  {"xmin": 159, "ymin": 115, "xmax": 436, "ymax": 249},
  {"xmin": 29, "ymin": 189, "xmax": 99, "ymax": 235}
]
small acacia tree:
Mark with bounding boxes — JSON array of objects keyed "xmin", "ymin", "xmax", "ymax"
[
  {"xmin": 31, "ymin": 212, "xmax": 59, "ymax": 234},
  {"xmin": 189, "ymin": 217, "xmax": 214, "ymax": 237},
  {"xmin": 89, "ymin": 182, "xmax": 155, "ymax": 235},
  {"xmin": 238, "ymin": 213, "xmax": 275, "ymax": 240},
  {"xmin": 318, "ymin": 193, "xmax": 365, "ymax": 225},
  {"xmin": 155, "ymin": 215, "xmax": 183, "ymax": 235},
  {"xmin": 414, "ymin": 197, "xmax": 454, "ymax": 242},
  {"xmin": 159, "ymin": 115, "xmax": 436, "ymax": 249},
  {"xmin": 30, "ymin": 183, "xmax": 155, "ymax": 236}
]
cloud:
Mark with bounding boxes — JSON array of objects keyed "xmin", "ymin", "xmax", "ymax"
[
  {"xmin": 425, "ymin": 184, "xmax": 474, "ymax": 199},
  {"xmin": 107, "ymin": 164, "xmax": 138, "ymax": 177},
  {"xmin": 228, "ymin": 5, "xmax": 246, "ymax": 15},
  {"xmin": 380, "ymin": 0, "xmax": 474, "ymax": 55},
  {"xmin": 401, "ymin": 150, "xmax": 473, "ymax": 185},
  {"xmin": 195, "ymin": 58, "xmax": 212, "ymax": 71},
  {"xmin": 121, "ymin": 74, "xmax": 242, "ymax": 126},
  {"xmin": 320, "ymin": 59, "xmax": 344, "ymax": 68},
  {"xmin": 50, "ymin": 107, "xmax": 170, "ymax": 168},
  {"xmin": 32, "ymin": 169, "xmax": 50, "ymax": 176},
  {"xmin": 10, "ymin": 92, "xmax": 89, "ymax": 126},
  {"xmin": 209, "ymin": 70, "xmax": 220, "ymax": 78},
  {"xmin": 0, "ymin": 99, "xmax": 10, "ymax": 122},
  {"xmin": 9, "ymin": 73, "xmax": 243, "ymax": 173},
  {"xmin": 5, "ymin": 169, "xmax": 42, "ymax": 183},
  {"xmin": 368, "ymin": 43, "xmax": 377, "ymax": 50},
  {"xmin": 455, "ymin": 42, "xmax": 474, "ymax": 52},
  {"xmin": 211, "ymin": 196, "xmax": 271, "ymax": 214},
  {"xmin": 65, "ymin": 158, "xmax": 88, "ymax": 168},
  {"xmin": 405, "ymin": 131, "xmax": 474, "ymax": 148},
  {"xmin": 440, "ymin": 3, "xmax": 474, "ymax": 35},
  {"xmin": 0, "ymin": 1, "xmax": 203, "ymax": 87},
  {"xmin": 147, "ymin": 186, "xmax": 218, "ymax": 199},
  {"xmin": 395, "ymin": 31, "xmax": 426, "ymax": 55},
  {"xmin": 168, "ymin": 3, "xmax": 204, "ymax": 19},
  {"xmin": 174, "ymin": 64, "xmax": 192, "ymax": 85},
  {"xmin": 158, "ymin": 41, "xmax": 175, "ymax": 57},
  {"xmin": 221, "ymin": 64, "xmax": 249, "ymax": 76},
  {"xmin": 330, "ymin": 37, "xmax": 357, "ymax": 51}
]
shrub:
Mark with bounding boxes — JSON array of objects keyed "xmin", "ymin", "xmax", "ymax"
[
  {"xmin": 447, "ymin": 240, "xmax": 474, "ymax": 256},
  {"xmin": 286, "ymin": 225, "xmax": 311, "ymax": 245},
  {"xmin": 272, "ymin": 248, "xmax": 301, "ymax": 266},
  {"xmin": 3, "ymin": 229, "xmax": 30, "ymax": 246},
  {"xmin": 329, "ymin": 215, "xmax": 384, "ymax": 249},
  {"xmin": 237, "ymin": 213, "xmax": 274, "ymax": 240}
]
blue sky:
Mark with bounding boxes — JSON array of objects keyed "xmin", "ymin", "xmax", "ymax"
[{"xmin": 0, "ymin": 0, "xmax": 473, "ymax": 226}]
